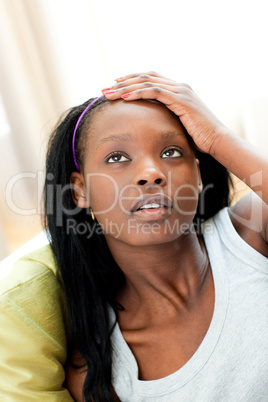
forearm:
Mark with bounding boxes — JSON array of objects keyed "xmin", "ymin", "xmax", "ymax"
[{"xmin": 211, "ymin": 129, "xmax": 268, "ymax": 204}]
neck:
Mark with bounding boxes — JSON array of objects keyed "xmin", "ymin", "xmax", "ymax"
[{"xmin": 106, "ymin": 230, "xmax": 211, "ymax": 321}]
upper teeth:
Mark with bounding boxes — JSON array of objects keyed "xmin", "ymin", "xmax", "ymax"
[{"xmin": 139, "ymin": 203, "xmax": 162, "ymax": 210}]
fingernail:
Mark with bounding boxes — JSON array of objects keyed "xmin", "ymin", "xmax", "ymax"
[
  {"xmin": 101, "ymin": 87, "xmax": 111, "ymax": 92},
  {"xmin": 121, "ymin": 93, "xmax": 131, "ymax": 99},
  {"xmin": 105, "ymin": 90, "xmax": 116, "ymax": 95},
  {"xmin": 115, "ymin": 77, "xmax": 124, "ymax": 81}
]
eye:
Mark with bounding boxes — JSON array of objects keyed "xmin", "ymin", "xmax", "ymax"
[
  {"xmin": 106, "ymin": 152, "xmax": 131, "ymax": 163},
  {"xmin": 161, "ymin": 147, "xmax": 183, "ymax": 159}
]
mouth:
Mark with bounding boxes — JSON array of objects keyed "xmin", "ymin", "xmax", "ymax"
[{"xmin": 131, "ymin": 195, "xmax": 173, "ymax": 220}]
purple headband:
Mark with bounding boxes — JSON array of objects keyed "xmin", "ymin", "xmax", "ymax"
[{"xmin": 72, "ymin": 95, "xmax": 104, "ymax": 171}]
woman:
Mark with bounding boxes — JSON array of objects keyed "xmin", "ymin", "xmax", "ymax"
[{"xmin": 1, "ymin": 72, "xmax": 267, "ymax": 401}]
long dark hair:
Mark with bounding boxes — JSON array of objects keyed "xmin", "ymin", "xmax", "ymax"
[{"xmin": 44, "ymin": 96, "xmax": 232, "ymax": 401}]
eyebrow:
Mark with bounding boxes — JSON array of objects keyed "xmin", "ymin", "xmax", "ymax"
[
  {"xmin": 95, "ymin": 134, "xmax": 132, "ymax": 151},
  {"xmin": 95, "ymin": 130, "xmax": 185, "ymax": 151},
  {"xmin": 158, "ymin": 130, "xmax": 185, "ymax": 139}
]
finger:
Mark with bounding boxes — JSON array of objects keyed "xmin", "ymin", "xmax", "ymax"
[
  {"xmin": 103, "ymin": 82, "xmax": 181, "ymax": 101},
  {"xmin": 113, "ymin": 72, "xmax": 176, "ymax": 88},
  {"xmin": 114, "ymin": 87, "xmax": 184, "ymax": 110},
  {"xmin": 111, "ymin": 76, "xmax": 178, "ymax": 93},
  {"xmin": 103, "ymin": 83, "xmax": 193, "ymax": 101},
  {"xmin": 114, "ymin": 71, "xmax": 165, "ymax": 82}
]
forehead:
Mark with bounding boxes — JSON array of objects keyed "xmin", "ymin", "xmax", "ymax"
[{"xmin": 89, "ymin": 99, "xmax": 186, "ymax": 141}]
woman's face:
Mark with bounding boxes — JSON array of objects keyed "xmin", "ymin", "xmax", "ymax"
[{"xmin": 73, "ymin": 100, "xmax": 202, "ymax": 247}]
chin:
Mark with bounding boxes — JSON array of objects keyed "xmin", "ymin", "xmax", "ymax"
[
  {"xmin": 117, "ymin": 226, "xmax": 185, "ymax": 247},
  {"xmin": 104, "ymin": 215, "xmax": 196, "ymax": 247}
]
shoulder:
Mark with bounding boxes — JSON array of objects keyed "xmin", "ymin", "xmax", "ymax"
[
  {"xmin": 229, "ymin": 191, "xmax": 268, "ymax": 258},
  {"xmin": 0, "ymin": 244, "xmax": 67, "ymax": 342},
  {"xmin": 0, "ymin": 244, "xmax": 59, "ymax": 297},
  {"xmin": 0, "ymin": 245, "xmax": 72, "ymax": 399},
  {"xmin": 0, "ymin": 244, "xmax": 67, "ymax": 334}
]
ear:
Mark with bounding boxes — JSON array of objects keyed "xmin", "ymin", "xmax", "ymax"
[
  {"xmin": 70, "ymin": 172, "xmax": 90, "ymax": 208},
  {"xmin": 195, "ymin": 159, "xmax": 203, "ymax": 194}
]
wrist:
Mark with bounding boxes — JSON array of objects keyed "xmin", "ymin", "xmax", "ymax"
[{"xmin": 209, "ymin": 128, "xmax": 235, "ymax": 158}]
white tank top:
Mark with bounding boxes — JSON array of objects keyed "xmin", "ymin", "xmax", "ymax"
[{"xmin": 109, "ymin": 208, "xmax": 268, "ymax": 401}]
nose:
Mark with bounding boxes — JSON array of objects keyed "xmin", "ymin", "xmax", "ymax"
[{"xmin": 134, "ymin": 161, "xmax": 167, "ymax": 187}]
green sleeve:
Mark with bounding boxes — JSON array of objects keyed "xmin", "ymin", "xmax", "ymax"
[{"xmin": 0, "ymin": 247, "xmax": 74, "ymax": 401}]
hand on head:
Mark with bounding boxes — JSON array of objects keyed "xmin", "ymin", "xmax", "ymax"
[{"xmin": 102, "ymin": 71, "xmax": 231, "ymax": 155}]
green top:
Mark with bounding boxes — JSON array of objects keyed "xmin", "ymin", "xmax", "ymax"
[{"xmin": 0, "ymin": 245, "xmax": 73, "ymax": 401}]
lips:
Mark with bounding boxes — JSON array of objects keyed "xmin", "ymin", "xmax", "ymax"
[{"xmin": 131, "ymin": 194, "xmax": 173, "ymax": 213}]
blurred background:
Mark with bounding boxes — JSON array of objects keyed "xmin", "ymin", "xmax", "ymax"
[{"xmin": 0, "ymin": 0, "xmax": 267, "ymax": 259}]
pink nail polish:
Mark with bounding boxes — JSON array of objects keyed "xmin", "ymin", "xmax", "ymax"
[
  {"xmin": 101, "ymin": 87, "xmax": 111, "ymax": 92},
  {"xmin": 105, "ymin": 90, "xmax": 116, "ymax": 95},
  {"xmin": 115, "ymin": 77, "xmax": 124, "ymax": 81},
  {"xmin": 121, "ymin": 93, "xmax": 131, "ymax": 99}
]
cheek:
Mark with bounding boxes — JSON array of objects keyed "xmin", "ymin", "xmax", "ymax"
[
  {"xmin": 87, "ymin": 175, "xmax": 119, "ymax": 215},
  {"xmin": 173, "ymin": 185, "xmax": 199, "ymax": 216},
  {"xmin": 172, "ymin": 167, "xmax": 200, "ymax": 216}
]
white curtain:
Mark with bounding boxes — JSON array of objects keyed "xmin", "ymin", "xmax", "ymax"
[
  {"xmin": 0, "ymin": 0, "xmax": 65, "ymax": 257},
  {"xmin": 0, "ymin": 0, "xmax": 110, "ymax": 257}
]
